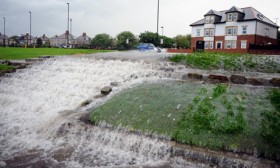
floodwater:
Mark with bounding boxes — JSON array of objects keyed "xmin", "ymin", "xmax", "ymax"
[{"xmin": 0, "ymin": 51, "xmax": 204, "ymax": 167}]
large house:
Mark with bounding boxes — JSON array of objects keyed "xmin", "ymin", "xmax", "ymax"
[
  {"xmin": 190, "ymin": 6, "xmax": 279, "ymax": 52},
  {"xmin": 49, "ymin": 31, "xmax": 75, "ymax": 47}
]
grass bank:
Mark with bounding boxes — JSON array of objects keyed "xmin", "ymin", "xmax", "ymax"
[
  {"xmin": 169, "ymin": 52, "xmax": 280, "ymax": 73},
  {"xmin": 91, "ymin": 82, "xmax": 280, "ymax": 159},
  {"xmin": 0, "ymin": 47, "xmax": 111, "ymax": 60},
  {"xmin": 0, "ymin": 64, "xmax": 14, "ymax": 70}
]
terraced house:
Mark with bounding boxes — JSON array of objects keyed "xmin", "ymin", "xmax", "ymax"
[{"xmin": 190, "ymin": 6, "xmax": 279, "ymax": 52}]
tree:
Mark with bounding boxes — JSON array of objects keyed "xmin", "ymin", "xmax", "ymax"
[
  {"xmin": 91, "ymin": 33, "xmax": 113, "ymax": 49},
  {"xmin": 139, "ymin": 31, "xmax": 158, "ymax": 46},
  {"xmin": 36, "ymin": 38, "xmax": 43, "ymax": 47},
  {"xmin": 173, "ymin": 34, "xmax": 191, "ymax": 49},
  {"xmin": 116, "ymin": 31, "xmax": 136, "ymax": 50},
  {"xmin": 160, "ymin": 36, "xmax": 175, "ymax": 48}
]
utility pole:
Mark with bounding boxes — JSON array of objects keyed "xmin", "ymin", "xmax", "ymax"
[
  {"xmin": 3, "ymin": 17, "xmax": 5, "ymax": 47},
  {"xmin": 67, "ymin": 3, "xmax": 70, "ymax": 47},
  {"xmin": 156, "ymin": 0, "xmax": 159, "ymax": 46},
  {"xmin": 29, "ymin": 11, "xmax": 32, "ymax": 46}
]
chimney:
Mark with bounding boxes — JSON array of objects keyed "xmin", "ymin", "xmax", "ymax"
[
  {"xmin": 65, "ymin": 30, "xmax": 69, "ymax": 36},
  {"xmin": 83, "ymin": 32, "xmax": 86, "ymax": 37},
  {"xmin": 43, "ymin": 34, "xmax": 45, "ymax": 38}
]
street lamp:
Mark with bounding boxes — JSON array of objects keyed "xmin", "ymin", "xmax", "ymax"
[
  {"xmin": 29, "ymin": 11, "xmax": 32, "ymax": 46},
  {"xmin": 3, "ymin": 17, "xmax": 5, "ymax": 47},
  {"xmin": 67, "ymin": 3, "xmax": 70, "ymax": 46},
  {"xmin": 161, "ymin": 26, "xmax": 164, "ymax": 36},
  {"xmin": 160, "ymin": 26, "xmax": 164, "ymax": 45},
  {"xmin": 156, "ymin": 0, "xmax": 160, "ymax": 46}
]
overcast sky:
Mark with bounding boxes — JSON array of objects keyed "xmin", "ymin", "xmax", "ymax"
[{"xmin": 0, "ymin": 0, "xmax": 279, "ymax": 38}]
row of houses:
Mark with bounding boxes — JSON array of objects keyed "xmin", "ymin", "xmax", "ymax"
[{"xmin": 0, "ymin": 31, "xmax": 91, "ymax": 48}]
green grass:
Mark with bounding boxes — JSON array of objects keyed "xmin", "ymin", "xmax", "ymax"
[
  {"xmin": 169, "ymin": 52, "xmax": 280, "ymax": 73},
  {"xmin": 0, "ymin": 47, "xmax": 111, "ymax": 60},
  {"xmin": 91, "ymin": 82, "xmax": 279, "ymax": 159},
  {"xmin": 0, "ymin": 64, "xmax": 14, "ymax": 70}
]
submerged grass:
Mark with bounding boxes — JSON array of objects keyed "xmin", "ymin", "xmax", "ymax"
[
  {"xmin": 0, "ymin": 47, "xmax": 111, "ymax": 60},
  {"xmin": 91, "ymin": 82, "xmax": 279, "ymax": 158},
  {"xmin": 169, "ymin": 52, "xmax": 280, "ymax": 73}
]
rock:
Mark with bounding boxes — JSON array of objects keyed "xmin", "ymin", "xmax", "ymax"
[
  {"xmin": 270, "ymin": 78, "xmax": 280, "ymax": 87},
  {"xmin": 53, "ymin": 147, "xmax": 74, "ymax": 162},
  {"xmin": 208, "ymin": 75, "xmax": 229, "ymax": 83},
  {"xmin": 80, "ymin": 99, "xmax": 92, "ymax": 107},
  {"xmin": 79, "ymin": 112, "xmax": 93, "ymax": 124},
  {"xmin": 94, "ymin": 94, "xmax": 106, "ymax": 98},
  {"xmin": 56, "ymin": 122, "xmax": 73, "ymax": 136},
  {"xmin": 110, "ymin": 82, "xmax": 119, "ymax": 87},
  {"xmin": 188, "ymin": 73, "xmax": 203, "ymax": 80},
  {"xmin": 230, "ymin": 75, "xmax": 247, "ymax": 84},
  {"xmin": 101, "ymin": 86, "xmax": 112, "ymax": 95},
  {"xmin": 176, "ymin": 104, "xmax": 181, "ymax": 110},
  {"xmin": 247, "ymin": 78, "xmax": 264, "ymax": 86}
]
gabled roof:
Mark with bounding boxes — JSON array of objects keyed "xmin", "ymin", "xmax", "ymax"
[
  {"xmin": 190, "ymin": 6, "xmax": 279, "ymax": 28},
  {"xmin": 50, "ymin": 32, "xmax": 75, "ymax": 40},
  {"xmin": 226, "ymin": 6, "xmax": 244, "ymax": 14},
  {"xmin": 76, "ymin": 34, "xmax": 91, "ymax": 41},
  {"xmin": 204, "ymin": 9, "xmax": 222, "ymax": 17}
]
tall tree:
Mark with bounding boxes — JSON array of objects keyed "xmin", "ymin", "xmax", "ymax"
[
  {"xmin": 91, "ymin": 33, "xmax": 113, "ymax": 49},
  {"xmin": 159, "ymin": 36, "xmax": 175, "ymax": 48},
  {"xmin": 116, "ymin": 31, "xmax": 136, "ymax": 50},
  {"xmin": 173, "ymin": 34, "xmax": 191, "ymax": 49},
  {"xmin": 36, "ymin": 38, "xmax": 43, "ymax": 47},
  {"xmin": 139, "ymin": 31, "xmax": 158, "ymax": 46}
]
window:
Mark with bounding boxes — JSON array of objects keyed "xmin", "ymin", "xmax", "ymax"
[
  {"xmin": 204, "ymin": 41, "xmax": 214, "ymax": 49},
  {"xmin": 226, "ymin": 27, "xmax": 238, "ymax": 36},
  {"xmin": 210, "ymin": 29, "xmax": 214, "ymax": 36},
  {"xmin": 225, "ymin": 40, "xmax": 237, "ymax": 49},
  {"xmin": 205, "ymin": 16, "xmax": 215, "ymax": 24},
  {"xmin": 241, "ymin": 41, "xmax": 247, "ymax": 49},
  {"xmin": 205, "ymin": 41, "xmax": 209, "ymax": 49},
  {"xmin": 242, "ymin": 26, "xmax": 247, "ymax": 35},
  {"xmin": 204, "ymin": 29, "xmax": 209, "ymax": 36},
  {"xmin": 227, "ymin": 13, "xmax": 233, "ymax": 21},
  {"xmin": 204, "ymin": 28, "xmax": 214, "ymax": 37},
  {"xmin": 196, "ymin": 29, "xmax": 201, "ymax": 36},
  {"xmin": 233, "ymin": 13, "xmax": 238, "ymax": 21}
]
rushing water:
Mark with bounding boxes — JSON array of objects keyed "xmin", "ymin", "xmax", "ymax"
[{"xmin": 0, "ymin": 52, "xmax": 205, "ymax": 167}]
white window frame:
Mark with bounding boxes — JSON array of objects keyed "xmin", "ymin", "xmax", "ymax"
[
  {"xmin": 210, "ymin": 29, "xmax": 214, "ymax": 36},
  {"xmin": 241, "ymin": 41, "xmax": 247, "ymax": 49},
  {"xmin": 226, "ymin": 41, "xmax": 232, "ymax": 49},
  {"xmin": 226, "ymin": 27, "xmax": 232, "ymax": 35},
  {"xmin": 242, "ymin": 26, "xmax": 247, "ymax": 35},
  {"xmin": 205, "ymin": 16, "xmax": 210, "ymax": 24},
  {"xmin": 226, "ymin": 26, "xmax": 238, "ymax": 36},
  {"xmin": 232, "ymin": 41, "xmax": 237, "ymax": 49},
  {"xmin": 205, "ymin": 41, "xmax": 209, "ymax": 49},
  {"xmin": 233, "ymin": 13, "xmax": 238, "ymax": 21},
  {"xmin": 227, "ymin": 13, "xmax": 233, "ymax": 21},
  {"xmin": 210, "ymin": 16, "xmax": 214, "ymax": 23},
  {"xmin": 209, "ymin": 41, "xmax": 214, "ymax": 49},
  {"xmin": 233, "ymin": 27, "xmax": 238, "ymax": 36},
  {"xmin": 204, "ymin": 29, "xmax": 210, "ymax": 36},
  {"xmin": 196, "ymin": 29, "xmax": 201, "ymax": 37}
]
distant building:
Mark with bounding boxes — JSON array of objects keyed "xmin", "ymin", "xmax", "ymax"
[
  {"xmin": 39, "ymin": 34, "xmax": 50, "ymax": 46},
  {"xmin": 75, "ymin": 33, "xmax": 91, "ymax": 48},
  {"xmin": 190, "ymin": 6, "xmax": 279, "ymax": 52},
  {"xmin": 49, "ymin": 31, "xmax": 75, "ymax": 47}
]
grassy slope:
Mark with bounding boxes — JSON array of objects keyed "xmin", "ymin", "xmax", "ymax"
[
  {"xmin": 0, "ymin": 47, "xmax": 110, "ymax": 60},
  {"xmin": 0, "ymin": 64, "xmax": 14, "ymax": 70},
  {"xmin": 169, "ymin": 52, "xmax": 280, "ymax": 73},
  {"xmin": 91, "ymin": 82, "xmax": 278, "ymax": 157}
]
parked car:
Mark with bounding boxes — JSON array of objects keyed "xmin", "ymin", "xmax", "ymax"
[{"xmin": 137, "ymin": 43, "xmax": 156, "ymax": 51}]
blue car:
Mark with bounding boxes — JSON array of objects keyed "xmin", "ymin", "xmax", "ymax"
[{"xmin": 137, "ymin": 43, "xmax": 156, "ymax": 51}]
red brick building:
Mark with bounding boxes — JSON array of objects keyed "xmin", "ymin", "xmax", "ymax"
[{"xmin": 190, "ymin": 6, "xmax": 279, "ymax": 52}]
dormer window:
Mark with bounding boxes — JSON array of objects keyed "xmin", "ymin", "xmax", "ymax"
[
  {"xmin": 227, "ymin": 14, "xmax": 233, "ymax": 21},
  {"xmin": 205, "ymin": 16, "xmax": 215, "ymax": 24}
]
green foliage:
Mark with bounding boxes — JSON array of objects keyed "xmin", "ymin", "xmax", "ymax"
[
  {"xmin": 91, "ymin": 33, "xmax": 114, "ymax": 49},
  {"xmin": 139, "ymin": 31, "xmax": 158, "ymax": 46},
  {"xmin": 261, "ymin": 89, "xmax": 280, "ymax": 146},
  {"xmin": 0, "ymin": 64, "xmax": 14, "ymax": 70},
  {"xmin": 160, "ymin": 36, "xmax": 175, "ymax": 48},
  {"xmin": 173, "ymin": 34, "xmax": 191, "ymax": 49},
  {"xmin": 174, "ymin": 84, "xmax": 247, "ymax": 143},
  {"xmin": 36, "ymin": 38, "xmax": 43, "ymax": 47},
  {"xmin": 169, "ymin": 52, "xmax": 280, "ymax": 73},
  {"xmin": 116, "ymin": 31, "xmax": 137, "ymax": 50}
]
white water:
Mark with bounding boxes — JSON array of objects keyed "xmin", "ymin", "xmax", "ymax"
[{"xmin": 0, "ymin": 53, "xmax": 202, "ymax": 167}]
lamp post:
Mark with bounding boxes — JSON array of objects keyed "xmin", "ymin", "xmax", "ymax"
[
  {"xmin": 161, "ymin": 26, "xmax": 164, "ymax": 36},
  {"xmin": 67, "ymin": 3, "xmax": 70, "ymax": 47},
  {"xmin": 3, "ymin": 17, "xmax": 5, "ymax": 47},
  {"xmin": 29, "ymin": 11, "xmax": 31, "ymax": 46},
  {"xmin": 160, "ymin": 26, "xmax": 164, "ymax": 46},
  {"xmin": 156, "ymin": 0, "xmax": 160, "ymax": 46}
]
